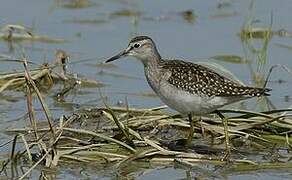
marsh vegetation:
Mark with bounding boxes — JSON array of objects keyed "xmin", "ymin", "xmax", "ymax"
[{"xmin": 0, "ymin": 0, "xmax": 291, "ymax": 179}]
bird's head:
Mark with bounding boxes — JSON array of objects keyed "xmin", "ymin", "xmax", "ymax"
[{"xmin": 105, "ymin": 36, "xmax": 160, "ymax": 64}]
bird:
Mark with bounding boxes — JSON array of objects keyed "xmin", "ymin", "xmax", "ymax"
[{"xmin": 105, "ymin": 35, "xmax": 270, "ymax": 157}]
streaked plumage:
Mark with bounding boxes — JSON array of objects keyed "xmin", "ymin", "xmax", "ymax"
[{"xmin": 160, "ymin": 59, "xmax": 269, "ymax": 97}]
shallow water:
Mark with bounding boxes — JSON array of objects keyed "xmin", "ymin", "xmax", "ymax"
[{"xmin": 0, "ymin": 0, "xmax": 292, "ymax": 179}]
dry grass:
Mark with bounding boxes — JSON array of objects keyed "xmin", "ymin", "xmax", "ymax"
[
  {"xmin": 0, "ymin": 24, "xmax": 67, "ymax": 43},
  {"xmin": 2, "ymin": 98, "xmax": 292, "ymax": 179}
]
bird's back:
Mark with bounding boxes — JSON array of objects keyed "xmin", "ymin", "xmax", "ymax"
[{"xmin": 158, "ymin": 59, "xmax": 270, "ymax": 98}]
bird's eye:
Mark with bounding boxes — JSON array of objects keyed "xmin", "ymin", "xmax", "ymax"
[{"xmin": 133, "ymin": 43, "xmax": 140, "ymax": 48}]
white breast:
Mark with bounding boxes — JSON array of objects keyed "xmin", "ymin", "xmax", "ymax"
[{"xmin": 156, "ymin": 81, "xmax": 230, "ymax": 115}]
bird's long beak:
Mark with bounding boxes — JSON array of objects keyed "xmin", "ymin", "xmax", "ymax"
[
  {"xmin": 105, "ymin": 50, "xmax": 127, "ymax": 63},
  {"xmin": 105, "ymin": 46, "xmax": 132, "ymax": 63}
]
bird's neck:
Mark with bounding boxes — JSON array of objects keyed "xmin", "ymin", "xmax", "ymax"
[
  {"xmin": 143, "ymin": 50, "xmax": 163, "ymax": 86},
  {"xmin": 143, "ymin": 53, "xmax": 163, "ymax": 95},
  {"xmin": 141, "ymin": 49, "xmax": 162, "ymax": 68}
]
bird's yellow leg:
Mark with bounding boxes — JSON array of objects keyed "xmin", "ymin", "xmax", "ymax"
[
  {"xmin": 215, "ymin": 110, "xmax": 231, "ymax": 161},
  {"xmin": 186, "ymin": 114, "xmax": 194, "ymax": 147}
]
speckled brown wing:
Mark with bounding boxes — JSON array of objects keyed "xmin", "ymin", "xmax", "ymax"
[{"xmin": 160, "ymin": 60, "xmax": 270, "ymax": 97}]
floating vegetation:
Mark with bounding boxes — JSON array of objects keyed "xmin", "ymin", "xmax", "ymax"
[
  {"xmin": 142, "ymin": 10, "xmax": 197, "ymax": 23},
  {"xmin": 211, "ymin": 55, "xmax": 249, "ymax": 64},
  {"xmin": 240, "ymin": 28, "xmax": 292, "ymax": 39},
  {"xmin": 109, "ymin": 9, "xmax": 142, "ymax": 18},
  {"xmin": 179, "ymin": 10, "xmax": 197, "ymax": 23},
  {"xmin": 1, "ymin": 24, "xmax": 32, "ymax": 38},
  {"xmin": 2, "ymin": 100, "xmax": 292, "ymax": 178},
  {"xmin": 106, "ymin": 9, "xmax": 196, "ymax": 24},
  {"xmin": 240, "ymin": 27, "xmax": 273, "ymax": 39},
  {"xmin": 239, "ymin": 1, "xmax": 272, "ymax": 40},
  {"xmin": 276, "ymin": 29, "xmax": 292, "ymax": 38},
  {"xmin": 58, "ymin": 0, "xmax": 98, "ymax": 9},
  {"xmin": 0, "ymin": 50, "xmax": 104, "ymax": 93},
  {"xmin": 0, "ymin": 24, "xmax": 67, "ymax": 43}
]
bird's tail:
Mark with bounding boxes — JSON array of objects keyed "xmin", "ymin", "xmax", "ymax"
[{"xmin": 244, "ymin": 87, "xmax": 271, "ymax": 97}]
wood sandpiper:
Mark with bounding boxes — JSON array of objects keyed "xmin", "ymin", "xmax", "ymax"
[{"xmin": 105, "ymin": 36, "xmax": 270, "ymax": 157}]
